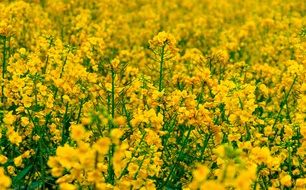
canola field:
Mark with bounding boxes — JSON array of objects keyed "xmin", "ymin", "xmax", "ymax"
[{"xmin": 0, "ymin": 0, "xmax": 306, "ymax": 189}]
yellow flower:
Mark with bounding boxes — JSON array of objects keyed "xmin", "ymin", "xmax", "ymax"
[
  {"xmin": 59, "ymin": 183, "xmax": 76, "ymax": 190},
  {"xmin": 22, "ymin": 150, "xmax": 31, "ymax": 159},
  {"xmin": 51, "ymin": 167, "xmax": 64, "ymax": 178},
  {"xmin": 128, "ymin": 163, "xmax": 139, "ymax": 177},
  {"xmin": 33, "ymin": 135, "xmax": 40, "ymax": 141},
  {"xmin": 93, "ymin": 137, "xmax": 111, "ymax": 155},
  {"xmin": 87, "ymin": 170, "xmax": 102, "ymax": 183},
  {"xmin": 280, "ymin": 174, "xmax": 292, "ymax": 187},
  {"xmin": 296, "ymin": 178, "xmax": 306, "ymax": 187},
  {"xmin": 250, "ymin": 147, "xmax": 271, "ymax": 164},
  {"xmin": 300, "ymin": 124, "xmax": 306, "ymax": 139},
  {"xmin": 3, "ymin": 112, "xmax": 16, "ymax": 125},
  {"xmin": 62, "ymin": 95, "xmax": 70, "ymax": 102},
  {"xmin": 235, "ymin": 165, "xmax": 257, "ymax": 190},
  {"xmin": 0, "ymin": 155, "xmax": 8, "ymax": 164},
  {"xmin": 0, "ymin": 20, "xmax": 13, "ymax": 37},
  {"xmin": 149, "ymin": 31, "xmax": 178, "ymax": 55},
  {"xmin": 96, "ymin": 183, "xmax": 113, "ymax": 190},
  {"xmin": 7, "ymin": 166, "xmax": 15, "ymax": 176},
  {"xmin": 192, "ymin": 165, "xmax": 209, "ymax": 183},
  {"xmin": 0, "ymin": 167, "xmax": 11, "ymax": 189},
  {"xmin": 22, "ymin": 95, "xmax": 32, "ymax": 108},
  {"xmin": 200, "ymin": 180, "xmax": 225, "ymax": 190},
  {"xmin": 114, "ymin": 116, "xmax": 126, "ymax": 126},
  {"xmin": 14, "ymin": 156, "xmax": 23, "ymax": 167},
  {"xmin": 111, "ymin": 58, "xmax": 120, "ymax": 70},
  {"xmin": 70, "ymin": 124, "xmax": 87, "ymax": 142},
  {"xmin": 20, "ymin": 117, "xmax": 30, "ymax": 126},
  {"xmin": 110, "ymin": 128, "xmax": 124, "ymax": 144},
  {"xmin": 7, "ymin": 128, "xmax": 22, "ymax": 146},
  {"xmin": 111, "ymin": 128, "xmax": 124, "ymax": 140},
  {"xmin": 81, "ymin": 117, "xmax": 91, "ymax": 125}
]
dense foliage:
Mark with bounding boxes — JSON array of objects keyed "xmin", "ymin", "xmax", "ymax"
[{"xmin": 0, "ymin": 0, "xmax": 305, "ymax": 189}]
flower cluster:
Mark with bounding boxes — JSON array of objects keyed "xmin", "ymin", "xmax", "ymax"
[{"xmin": 0, "ymin": 0, "xmax": 305, "ymax": 189}]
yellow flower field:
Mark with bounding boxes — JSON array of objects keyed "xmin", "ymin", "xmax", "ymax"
[{"xmin": 0, "ymin": 0, "xmax": 305, "ymax": 189}]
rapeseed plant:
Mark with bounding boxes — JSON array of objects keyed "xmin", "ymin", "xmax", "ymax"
[{"xmin": 0, "ymin": 0, "xmax": 305, "ymax": 189}]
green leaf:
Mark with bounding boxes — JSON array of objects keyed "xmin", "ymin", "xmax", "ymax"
[
  {"xmin": 13, "ymin": 165, "xmax": 33, "ymax": 184},
  {"xmin": 29, "ymin": 181, "xmax": 44, "ymax": 189}
]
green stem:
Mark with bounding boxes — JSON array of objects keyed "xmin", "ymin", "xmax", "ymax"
[
  {"xmin": 76, "ymin": 99, "xmax": 84, "ymax": 124},
  {"xmin": 1, "ymin": 36, "xmax": 7, "ymax": 105},
  {"xmin": 163, "ymin": 126, "xmax": 193, "ymax": 187},
  {"xmin": 107, "ymin": 67, "xmax": 116, "ymax": 184},
  {"xmin": 133, "ymin": 154, "xmax": 147, "ymax": 179},
  {"xmin": 111, "ymin": 68, "xmax": 115, "ymax": 119},
  {"xmin": 261, "ymin": 177, "xmax": 268, "ymax": 190},
  {"xmin": 107, "ymin": 144, "xmax": 115, "ymax": 184},
  {"xmin": 272, "ymin": 75, "xmax": 297, "ymax": 129},
  {"xmin": 288, "ymin": 146, "xmax": 292, "ymax": 176},
  {"xmin": 59, "ymin": 56, "xmax": 67, "ymax": 78},
  {"xmin": 253, "ymin": 180, "xmax": 257, "ymax": 190},
  {"xmin": 2, "ymin": 36, "xmax": 6, "ymax": 79},
  {"xmin": 200, "ymin": 133, "xmax": 211, "ymax": 160},
  {"xmin": 26, "ymin": 109, "xmax": 47, "ymax": 183},
  {"xmin": 220, "ymin": 162, "xmax": 229, "ymax": 183},
  {"xmin": 61, "ymin": 103, "xmax": 69, "ymax": 145},
  {"xmin": 53, "ymin": 55, "xmax": 67, "ymax": 100},
  {"xmin": 159, "ymin": 45, "xmax": 165, "ymax": 92},
  {"xmin": 218, "ymin": 61, "xmax": 222, "ymax": 83},
  {"xmin": 42, "ymin": 55, "xmax": 49, "ymax": 74},
  {"xmin": 285, "ymin": 100, "xmax": 291, "ymax": 123},
  {"xmin": 34, "ymin": 74, "xmax": 38, "ymax": 107},
  {"xmin": 118, "ymin": 131, "xmax": 146, "ymax": 180}
]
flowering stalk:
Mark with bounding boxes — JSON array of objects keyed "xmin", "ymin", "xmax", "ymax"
[
  {"xmin": 159, "ymin": 44, "xmax": 166, "ymax": 92},
  {"xmin": 163, "ymin": 126, "xmax": 193, "ymax": 187},
  {"xmin": 149, "ymin": 32, "xmax": 177, "ymax": 92},
  {"xmin": 271, "ymin": 74, "xmax": 297, "ymax": 135},
  {"xmin": 118, "ymin": 131, "xmax": 147, "ymax": 180},
  {"xmin": 107, "ymin": 63, "xmax": 117, "ymax": 184},
  {"xmin": 1, "ymin": 36, "xmax": 7, "ymax": 106},
  {"xmin": 111, "ymin": 66, "xmax": 116, "ymax": 119}
]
